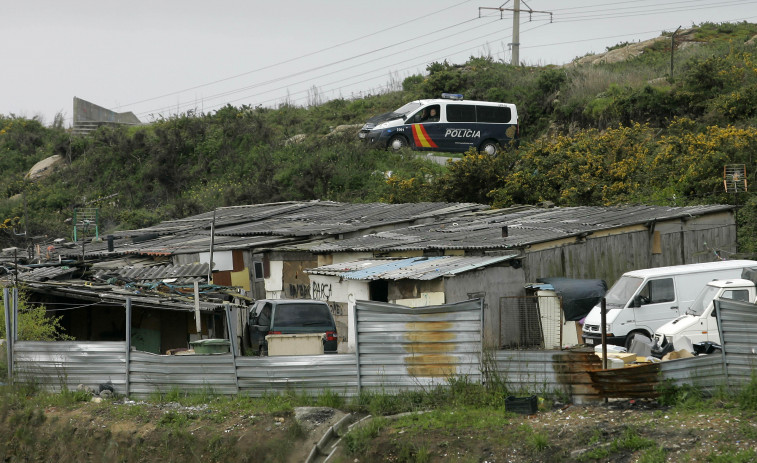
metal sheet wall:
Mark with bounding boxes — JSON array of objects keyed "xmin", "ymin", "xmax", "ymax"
[
  {"xmin": 355, "ymin": 300, "xmax": 482, "ymax": 393},
  {"xmin": 128, "ymin": 351, "xmax": 238, "ymax": 398},
  {"xmin": 236, "ymin": 354, "xmax": 358, "ymax": 397},
  {"xmin": 658, "ymin": 355, "xmax": 725, "ymax": 391},
  {"xmin": 715, "ymin": 298, "xmax": 757, "ymax": 386},
  {"xmin": 492, "ymin": 349, "xmax": 600, "ymax": 402},
  {"xmin": 13, "ymin": 341, "xmax": 127, "ymax": 393}
]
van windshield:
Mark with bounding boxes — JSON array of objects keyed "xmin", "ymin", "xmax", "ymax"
[
  {"xmin": 687, "ymin": 284, "xmax": 720, "ymax": 316},
  {"xmin": 604, "ymin": 276, "xmax": 644, "ymax": 307},
  {"xmin": 393, "ymin": 101, "xmax": 424, "ymax": 116},
  {"xmin": 274, "ymin": 303, "xmax": 333, "ymax": 328}
]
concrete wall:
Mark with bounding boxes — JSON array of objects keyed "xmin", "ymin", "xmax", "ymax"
[{"xmin": 73, "ymin": 97, "xmax": 141, "ymax": 124}]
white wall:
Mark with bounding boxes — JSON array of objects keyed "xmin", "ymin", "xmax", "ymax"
[
  {"xmin": 264, "ymin": 260, "xmax": 284, "ymax": 299},
  {"xmin": 199, "ymin": 251, "xmax": 234, "ymax": 271},
  {"xmin": 308, "ymin": 274, "xmax": 369, "ymax": 353}
]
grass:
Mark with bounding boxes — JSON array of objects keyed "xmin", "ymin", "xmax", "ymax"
[{"xmin": 343, "ymin": 417, "xmax": 387, "ymax": 455}]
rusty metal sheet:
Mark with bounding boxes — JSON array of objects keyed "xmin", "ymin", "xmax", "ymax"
[
  {"xmin": 355, "ymin": 299, "xmax": 482, "ymax": 392},
  {"xmin": 588, "ymin": 363, "xmax": 661, "ymax": 398}
]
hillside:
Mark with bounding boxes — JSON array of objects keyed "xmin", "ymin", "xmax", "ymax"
[{"xmin": 2, "ymin": 22, "xmax": 757, "ymax": 252}]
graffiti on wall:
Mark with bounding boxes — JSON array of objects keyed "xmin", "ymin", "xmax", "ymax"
[
  {"xmin": 311, "ymin": 282, "xmax": 333, "ymax": 301},
  {"xmin": 288, "ymin": 284, "xmax": 310, "ymax": 299}
]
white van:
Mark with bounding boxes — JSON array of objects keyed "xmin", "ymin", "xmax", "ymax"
[{"xmin": 582, "ymin": 260, "xmax": 757, "ymax": 348}]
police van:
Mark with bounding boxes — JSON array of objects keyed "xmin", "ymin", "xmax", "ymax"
[{"xmin": 358, "ymin": 94, "xmax": 518, "ymax": 155}]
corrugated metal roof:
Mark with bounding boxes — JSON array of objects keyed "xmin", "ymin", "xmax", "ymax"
[
  {"xmin": 312, "ymin": 204, "xmax": 734, "ymax": 252},
  {"xmin": 93, "ymin": 262, "xmax": 209, "ymax": 284},
  {"xmin": 17, "ymin": 266, "xmax": 77, "ymax": 282},
  {"xmin": 307, "ymin": 255, "xmax": 518, "ymax": 280},
  {"xmin": 66, "ymin": 201, "xmax": 488, "ymax": 258}
]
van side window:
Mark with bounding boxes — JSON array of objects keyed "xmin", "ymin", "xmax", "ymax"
[
  {"xmin": 724, "ymin": 289, "xmax": 749, "ymax": 302},
  {"xmin": 447, "ymin": 104, "xmax": 476, "ymax": 122},
  {"xmin": 638, "ymin": 278, "xmax": 674, "ymax": 304},
  {"xmin": 477, "ymin": 105, "xmax": 512, "ymax": 123},
  {"xmin": 711, "ymin": 289, "xmax": 750, "ymax": 316}
]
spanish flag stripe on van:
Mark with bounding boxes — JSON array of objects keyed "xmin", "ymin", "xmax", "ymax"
[{"xmin": 412, "ymin": 124, "xmax": 438, "ymax": 148}]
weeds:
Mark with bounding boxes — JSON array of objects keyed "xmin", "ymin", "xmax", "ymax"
[
  {"xmin": 637, "ymin": 446, "xmax": 667, "ymax": 463},
  {"xmin": 736, "ymin": 372, "xmax": 757, "ymax": 411},
  {"xmin": 528, "ymin": 431, "xmax": 550, "ymax": 452},
  {"xmin": 344, "ymin": 417, "xmax": 387, "ymax": 455}
]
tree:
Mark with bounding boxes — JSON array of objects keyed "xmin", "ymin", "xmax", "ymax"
[{"xmin": 0, "ymin": 290, "xmax": 72, "ymax": 341}]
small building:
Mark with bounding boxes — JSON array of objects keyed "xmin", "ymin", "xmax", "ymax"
[{"xmin": 305, "ymin": 255, "xmax": 518, "ymax": 352}]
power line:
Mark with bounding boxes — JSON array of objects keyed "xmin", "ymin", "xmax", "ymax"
[
  {"xmin": 138, "ymin": 18, "xmax": 495, "ymax": 115},
  {"xmin": 112, "ymin": 0, "xmax": 475, "ymax": 111},
  {"xmin": 91, "ymin": 1, "xmax": 757, "ymax": 121}
]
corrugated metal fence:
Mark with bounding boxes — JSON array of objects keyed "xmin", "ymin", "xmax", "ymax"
[
  {"xmin": 13, "ymin": 342, "xmax": 358, "ymax": 399},
  {"xmin": 355, "ymin": 299, "xmax": 482, "ymax": 393},
  {"xmin": 8, "ymin": 296, "xmax": 757, "ymax": 399}
]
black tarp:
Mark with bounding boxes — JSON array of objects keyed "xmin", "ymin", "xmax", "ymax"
[{"xmin": 535, "ymin": 277, "xmax": 607, "ymax": 321}]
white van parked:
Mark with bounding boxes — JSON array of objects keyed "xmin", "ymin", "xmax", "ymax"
[{"xmin": 582, "ymin": 260, "xmax": 757, "ymax": 349}]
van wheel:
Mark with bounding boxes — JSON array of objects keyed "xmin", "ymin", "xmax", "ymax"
[
  {"xmin": 388, "ymin": 135, "xmax": 408, "ymax": 151},
  {"xmin": 479, "ymin": 140, "xmax": 500, "ymax": 156}
]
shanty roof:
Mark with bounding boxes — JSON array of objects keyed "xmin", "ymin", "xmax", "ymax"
[
  {"xmin": 306, "ymin": 255, "xmax": 518, "ymax": 281},
  {"xmin": 19, "ymin": 279, "xmax": 240, "ymax": 313},
  {"xmin": 311, "ymin": 204, "xmax": 735, "ymax": 252},
  {"xmin": 16, "ymin": 265, "xmax": 77, "ymax": 282},
  {"xmin": 92, "ymin": 262, "xmax": 210, "ymax": 285},
  {"xmin": 58, "ymin": 200, "xmax": 487, "ymax": 258}
]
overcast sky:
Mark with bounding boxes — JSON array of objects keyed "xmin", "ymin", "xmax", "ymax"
[{"xmin": 4, "ymin": 0, "xmax": 757, "ymax": 126}]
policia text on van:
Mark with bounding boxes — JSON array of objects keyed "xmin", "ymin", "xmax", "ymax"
[{"xmin": 358, "ymin": 94, "xmax": 518, "ymax": 155}]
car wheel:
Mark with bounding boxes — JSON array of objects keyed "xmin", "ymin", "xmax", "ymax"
[
  {"xmin": 388, "ymin": 135, "xmax": 408, "ymax": 151},
  {"xmin": 479, "ymin": 140, "xmax": 499, "ymax": 156}
]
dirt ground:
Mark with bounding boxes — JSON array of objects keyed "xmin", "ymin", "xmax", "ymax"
[{"xmin": 3, "ymin": 398, "xmax": 756, "ymax": 462}]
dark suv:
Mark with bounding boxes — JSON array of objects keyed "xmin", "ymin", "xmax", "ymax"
[{"xmin": 248, "ymin": 299, "xmax": 338, "ymax": 355}]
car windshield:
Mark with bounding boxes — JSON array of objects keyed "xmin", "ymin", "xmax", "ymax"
[
  {"xmin": 274, "ymin": 303, "xmax": 333, "ymax": 328},
  {"xmin": 604, "ymin": 276, "xmax": 644, "ymax": 307},
  {"xmin": 687, "ymin": 284, "xmax": 720, "ymax": 316}
]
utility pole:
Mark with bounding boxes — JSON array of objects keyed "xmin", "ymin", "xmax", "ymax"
[
  {"xmin": 479, "ymin": 1, "xmax": 552, "ymax": 66},
  {"xmin": 670, "ymin": 26, "xmax": 681, "ymax": 80}
]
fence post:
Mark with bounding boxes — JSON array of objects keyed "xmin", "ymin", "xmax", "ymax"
[
  {"xmin": 125, "ymin": 298, "xmax": 131, "ymax": 397},
  {"xmin": 12, "ymin": 287, "xmax": 18, "ymax": 341},
  {"xmin": 600, "ymin": 298, "xmax": 607, "ymax": 370},
  {"xmin": 3, "ymin": 288, "xmax": 12, "ymax": 384},
  {"xmin": 479, "ymin": 297, "xmax": 484, "ymax": 384},
  {"xmin": 714, "ymin": 299, "xmax": 729, "ymax": 385},
  {"xmin": 224, "ymin": 303, "xmax": 240, "ymax": 394},
  {"xmin": 354, "ymin": 302, "xmax": 362, "ymax": 395}
]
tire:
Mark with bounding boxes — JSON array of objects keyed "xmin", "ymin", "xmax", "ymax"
[
  {"xmin": 479, "ymin": 140, "xmax": 500, "ymax": 156},
  {"xmin": 387, "ymin": 135, "xmax": 409, "ymax": 151}
]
